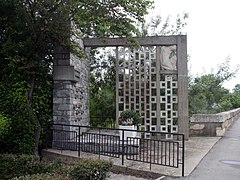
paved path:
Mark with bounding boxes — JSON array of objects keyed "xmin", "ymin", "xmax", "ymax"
[{"xmin": 165, "ymin": 118, "xmax": 240, "ymax": 180}]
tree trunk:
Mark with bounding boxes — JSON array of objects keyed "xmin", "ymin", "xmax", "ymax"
[
  {"xmin": 33, "ymin": 115, "xmax": 41, "ymax": 156},
  {"xmin": 27, "ymin": 73, "xmax": 35, "ymax": 105},
  {"xmin": 27, "ymin": 73, "xmax": 41, "ymax": 156}
]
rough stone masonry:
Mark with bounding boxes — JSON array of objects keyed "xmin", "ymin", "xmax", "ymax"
[{"xmin": 53, "ymin": 39, "xmax": 90, "ymax": 131}]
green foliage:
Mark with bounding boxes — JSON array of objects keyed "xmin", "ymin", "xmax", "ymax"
[
  {"xmin": 138, "ymin": 12, "xmax": 189, "ymax": 36},
  {"xmin": 0, "ymin": 104, "xmax": 36, "ymax": 154},
  {"xmin": 0, "ymin": 113, "xmax": 10, "ymax": 138},
  {"xmin": 233, "ymin": 84, "xmax": 240, "ymax": 94},
  {"xmin": 90, "ymin": 84, "xmax": 115, "ymax": 116},
  {"xmin": 10, "ymin": 104, "xmax": 35, "ymax": 154},
  {"xmin": 0, "ymin": 58, "xmax": 37, "ymax": 154},
  {"xmin": 1, "ymin": 154, "xmax": 113, "ymax": 180},
  {"xmin": 90, "ymin": 49, "xmax": 116, "ymax": 125},
  {"xmin": 189, "ymin": 74, "xmax": 228, "ymax": 114},
  {"xmin": 71, "ymin": 0, "xmax": 153, "ymax": 38},
  {"xmin": 70, "ymin": 159, "xmax": 112, "ymax": 180},
  {"xmin": 90, "ymin": 116, "xmax": 115, "ymax": 128},
  {"xmin": 218, "ymin": 95, "xmax": 233, "ymax": 112},
  {"xmin": 189, "ymin": 59, "xmax": 240, "ymax": 115},
  {"xmin": 0, "ymin": 154, "xmax": 60, "ymax": 180},
  {"xmin": 0, "ymin": 79, "xmax": 51, "ymax": 154},
  {"xmin": 229, "ymin": 84, "xmax": 240, "ymax": 109},
  {"xmin": 119, "ymin": 110, "xmax": 142, "ymax": 126},
  {"xmin": 0, "ymin": 0, "xmax": 153, "ymax": 154},
  {"xmin": 11, "ymin": 173, "xmax": 68, "ymax": 180}
]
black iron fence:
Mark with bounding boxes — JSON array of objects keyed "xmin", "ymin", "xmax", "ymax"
[{"xmin": 46, "ymin": 124, "xmax": 185, "ymax": 176}]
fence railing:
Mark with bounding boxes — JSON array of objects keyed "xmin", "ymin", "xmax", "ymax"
[{"xmin": 46, "ymin": 124, "xmax": 185, "ymax": 176}]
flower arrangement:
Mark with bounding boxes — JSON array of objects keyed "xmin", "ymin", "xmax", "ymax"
[{"xmin": 118, "ymin": 110, "xmax": 142, "ymax": 126}]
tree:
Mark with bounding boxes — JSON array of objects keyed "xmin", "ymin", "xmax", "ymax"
[
  {"xmin": 189, "ymin": 74, "xmax": 230, "ymax": 114},
  {"xmin": 0, "ymin": 0, "xmax": 153, "ymax": 155},
  {"xmin": 188, "ymin": 59, "xmax": 239, "ymax": 115},
  {"xmin": 233, "ymin": 84, "xmax": 240, "ymax": 94},
  {"xmin": 89, "ymin": 48, "xmax": 116, "ymax": 128},
  {"xmin": 138, "ymin": 12, "xmax": 189, "ymax": 36},
  {"xmin": 229, "ymin": 84, "xmax": 240, "ymax": 109}
]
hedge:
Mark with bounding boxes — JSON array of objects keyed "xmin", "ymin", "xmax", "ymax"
[
  {"xmin": 0, "ymin": 154, "xmax": 60, "ymax": 179},
  {"xmin": 0, "ymin": 154, "xmax": 112, "ymax": 180},
  {"xmin": 70, "ymin": 158, "xmax": 112, "ymax": 180}
]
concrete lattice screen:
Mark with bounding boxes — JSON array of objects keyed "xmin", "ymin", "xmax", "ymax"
[
  {"xmin": 53, "ymin": 36, "xmax": 189, "ymax": 139},
  {"xmin": 116, "ymin": 46, "xmax": 179, "ymax": 139}
]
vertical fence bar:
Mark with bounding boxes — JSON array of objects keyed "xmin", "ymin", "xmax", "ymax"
[
  {"xmin": 143, "ymin": 139, "xmax": 145, "ymax": 162},
  {"xmin": 98, "ymin": 128, "xmax": 101, "ymax": 159},
  {"xmin": 157, "ymin": 140, "xmax": 160, "ymax": 164},
  {"xmin": 128, "ymin": 137, "xmax": 131, "ymax": 157},
  {"xmin": 169, "ymin": 141, "xmax": 171, "ymax": 166},
  {"xmin": 150, "ymin": 139, "xmax": 152, "ymax": 170},
  {"xmin": 101, "ymin": 134, "xmax": 104, "ymax": 154},
  {"xmin": 108, "ymin": 136, "xmax": 109, "ymax": 154},
  {"xmin": 161, "ymin": 141, "xmax": 163, "ymax": 165},
  {"xmin": 147, "ymin": 139, "xmax": 149, "ymax": 162},
  {"xmin": 177, "ymin": 142, "xmax": 180, "ymax": 168},
  {"xmin": 111, "ymin": 135, "xmax": 113, "ymax": 157},
  {"xmin": 139, "ymin": 139, "xmax": 142, "ymax": 161},
  {"xmin": 182, "ymin": 134, "xmax": 185, "ymax": 177},
  {"xmin": 153, "ymin": 140, "xmax": 156, "ymax": 164},
  {"xmin": 165, "ymin": 141, "xmax": 167, "ymax": 165},
  {"xmin": 173, "ymin": 142, "xmax": 175, "ymax": 167},
  {"xmin": 122, "ymin": 129, "xmax": 125, "ymax": 165},
  {"xmin": 78, "ymin": 127, "xmax": 80, "ymax": 157},
  {"xmin": 61, "ymin": 129, "xmax": 63, "ymax": 153}
]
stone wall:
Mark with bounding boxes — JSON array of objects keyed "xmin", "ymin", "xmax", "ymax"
[
  {"xmin": 190, "ymin": 108, "xmax": 240, "ymax": 136},
  {"xmin": 53, "ymin": 40, "xmax": 90, "ymax": 130}
]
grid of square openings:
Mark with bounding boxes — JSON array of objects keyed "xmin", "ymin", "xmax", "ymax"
[
  {"xmin": 117, "ymin": 46, "xmax": 178, "ymax": 138},
  {"xmin": 118, "ymin": 46, "xmax": 156, "ymax": 122}
]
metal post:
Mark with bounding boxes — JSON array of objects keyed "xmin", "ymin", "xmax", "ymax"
[
  {"xmin": 150, "ymin": 138, "xmax": 152, "ymax": 170},
  {"xmin": 182, "ymin": 134, "xmax": 185, "ymax": 177},
  {"xmin": 78, "ymin": 127, "xmax": 81, "ymax": 157},
  {"xmin": 122, "ymin": 129, "xmax": 125, "ymax": 165},
  {"xmin": 98, "ymin": 128, "xmax": 101, "ymax": 159}
]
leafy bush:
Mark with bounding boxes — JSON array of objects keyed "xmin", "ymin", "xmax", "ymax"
[
  {"xmin": 70, "ymin": 159, "xmax": 112, "ymax": 180},
  {"xmin": 118, "ymin": 110, "xmax": 142, "ymax": 126},
  {"xmin": 0, "ymin": 154, "xmax": 60, "ymax": 179},
  {"xmin": 0, "ymin": 154, "xmax": 113, "ymax": 180},
  {"xmin": 11, "ymin": 173, "xmax": 68, "ymax": 180},
  {"xmin": 0, "ymin": 60, "xmax": 52, "ymax": 155},
  {"xmin": 0, "ymin": 113, "xmax": 10, "ymax": 138},
  {"xmin": 0, "ymin": 103, "xmax": 36, "ymax": 154}
]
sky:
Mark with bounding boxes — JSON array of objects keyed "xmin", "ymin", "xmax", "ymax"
[{"xmin": 149, "ymin": 0, "xmax": 240, "ymax": 90}]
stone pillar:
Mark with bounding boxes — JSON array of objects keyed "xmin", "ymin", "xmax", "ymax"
[{"xmin": 53, "ymin": 40, "xmax": 90, "ymax": 129}]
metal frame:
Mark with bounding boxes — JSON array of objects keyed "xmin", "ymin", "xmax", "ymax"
[{"xmin": 84, "ymin": 35, "xmax": 188, "ymax": 139}]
